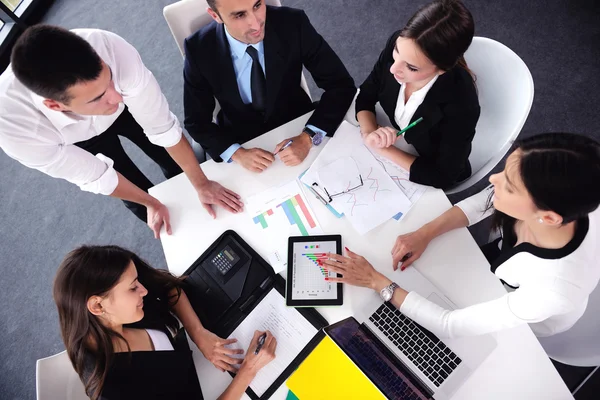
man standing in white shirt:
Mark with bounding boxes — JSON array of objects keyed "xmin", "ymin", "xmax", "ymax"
[{"xmin": 0, "ymin": 25, "xmax": 244, "ymax": 238}]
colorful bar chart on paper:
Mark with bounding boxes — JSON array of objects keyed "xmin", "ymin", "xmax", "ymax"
[
  {"xmin": 248, "ymin": 180, "xmax": 324, "ymax": 273},
  {"xmin": 252, "ymin": 193, "xmax": 317, "ymax": 236}
]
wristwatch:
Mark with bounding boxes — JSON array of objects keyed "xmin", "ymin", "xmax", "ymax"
[
  {"xmin": 379, "ymin": 282, "xmax": 399, "ymax": 302},
  {"xmin": 303, "ymin": 126, "xmax": 324, "ymax": 146}
]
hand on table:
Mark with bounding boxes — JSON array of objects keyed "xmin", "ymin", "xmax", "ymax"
[
  {"xmin": 322, "ymin": 247, "xmax": 391, "ymax": 291},
  {"xmin": 238, "ymin": 330, "xmax": 277, "ymax": 377},
  {"xmin": 274, "ymin": 132, "xmax": 312, "ymax": 166},
  {"xmin": 147, "ymin": 200, "xmax": 172, "ymax": 239},
  {"xmin": 391, "ymin": 229, "xmax": 432, "ymax": 271},
  {"xmin": 196, "ymin": 180, "xmax": 244, "ymax": 219},
  {"xmin": 231, "ymin": 147, "xmax": 275, "ymax": 173},
  {"xmin": 193, "ymin": 328, "xmax": 244, "ymax": 373},
  {"xmin": 363, "ymin": 126, "xmax": 397, "ymax": 148}
]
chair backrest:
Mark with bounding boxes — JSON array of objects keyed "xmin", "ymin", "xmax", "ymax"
[
  {"xmin": 445, "ymin": 37, "xmax": 534, "ymax": 194},
  {"xmin": 162, "ymin": 0, "xmax": 311, "ymax": 100},
  {"xmin": 538, "ymin": 282, "xmax": 600, "ymax": 367},
  {"xmin": 36, "ymin": 350, "xmax": 89, "ymax": 400}
]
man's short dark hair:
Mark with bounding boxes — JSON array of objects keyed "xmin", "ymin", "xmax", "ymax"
[
  {"xmin": 207, "ymin": 0, "xmax": 219, "ymax": 15},
  {"xmin": 11, "ymin": 25, "xmax": 103, "ymax": 104}
]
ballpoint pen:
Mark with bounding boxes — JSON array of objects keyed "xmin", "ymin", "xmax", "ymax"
[
  {"xmin": 254, "ymin": 332, "xmax": 267, "ymax": 355},
  {"xmin": 274, "ymin": 140, "xmax": 293, "ymax": 155},
  {"xmin": 396, "ymin": 117, "xmax": 423, "ymax": 137}
]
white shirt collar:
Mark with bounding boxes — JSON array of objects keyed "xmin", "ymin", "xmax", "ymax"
[
  {"xmin": 402, "ymin": 74, "xmax": 439, "ymax": 101},
  {"xmin": 30, "ymin": 91, "xmax": 86, "ymax": 131}
]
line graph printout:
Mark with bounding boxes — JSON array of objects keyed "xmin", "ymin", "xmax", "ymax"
[
  {"xmin": 247, "ymin": 180, "xmax": 323, "ymax": 273},
  {"xmin": 367, "ymin": 149, "xmax": 428, "ymax": 221},
  {"xmin": 291, "ymin": 240, "xmax": 338, "ymax": 300},
  {"xmin": 300, "ymin": 121, "xmax": 410, "ymax": 235}
]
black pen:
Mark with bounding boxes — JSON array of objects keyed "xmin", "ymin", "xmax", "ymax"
[{"xmin": 254, "ymin": 332, "xmax": 267, "ymax": 355}]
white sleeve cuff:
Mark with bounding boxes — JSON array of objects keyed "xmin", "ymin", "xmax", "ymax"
[
  {"xmin": 145, "ymin": 111, "xmax": 183, "ymax": 148},
  {"xmin": 78, "ymin": 153, "xmax": 119, "ymax": 195}
]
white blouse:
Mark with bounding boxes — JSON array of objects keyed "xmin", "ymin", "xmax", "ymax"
[
  {"xmin": 146, "ymin": 329, "xmax": 174, "ymax": 351},
  {"xmin": 394, "ymin": 75, "xmax": 438, "ymax": 129},
  {"xmin": 400, "ymin": 186, "xmax": 600, "ymax": 338}
]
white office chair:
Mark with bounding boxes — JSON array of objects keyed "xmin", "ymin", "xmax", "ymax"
[
  {"xmin": 36, "ymin": 350, "xmax": 89, "ymax": 400},
  {"xmin": 536, "ymin": 282, "xmax": 600, "ymax": 394},
  {"xmin": 446, "ymin": 37, "xmax": 534, "ymax": 194}
]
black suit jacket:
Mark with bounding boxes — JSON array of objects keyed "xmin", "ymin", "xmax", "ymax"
[
  {"xmin": 183, "ymin": 6, "xmax": 356, "ymax": 161},
  {"xmin": 356, "ymin": 31, "xmax": 480, "ymax": 189}
]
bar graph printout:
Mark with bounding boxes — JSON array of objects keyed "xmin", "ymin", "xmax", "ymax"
[{"xmin": 247, "ymin": 180, "xmax": 323, "ymax": 273}]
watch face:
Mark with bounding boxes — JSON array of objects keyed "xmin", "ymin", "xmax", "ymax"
[
  {"xmin": 382, "ymin": 288, "xmax": 392, "ymax": 301},
  {"xmin": 312, "ymin": 133, "xmax": 323, "ymax": 146}
]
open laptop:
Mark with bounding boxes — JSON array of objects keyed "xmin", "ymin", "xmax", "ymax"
[{"xmin": 327, "ymin": 266, "xmax": 497, "ymax": 400}]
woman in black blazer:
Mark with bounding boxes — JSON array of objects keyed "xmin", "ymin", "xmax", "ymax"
[
  {"xmin": 356, "ymin": 0, "xmax": 479, "ymax": 189},
  {"xmin": 53, "ymin": 245, "xmax": 277, "ymax": 400}
]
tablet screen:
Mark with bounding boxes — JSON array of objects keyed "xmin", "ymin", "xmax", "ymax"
[{"xmin": 291, "ymin": 240, "xmax": 338, "ymax": 300}]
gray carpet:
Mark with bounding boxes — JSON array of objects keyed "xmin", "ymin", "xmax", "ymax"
[{"xmin": 1, "ymin": 0, "xmax": 599, "ymax": 399}]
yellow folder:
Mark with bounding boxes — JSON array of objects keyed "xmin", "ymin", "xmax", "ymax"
[{"xmin": 286, "ymin": 335, "xmax": 386, "ymax": 400}]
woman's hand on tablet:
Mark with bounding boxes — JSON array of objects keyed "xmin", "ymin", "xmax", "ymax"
[{"xmin": 323, "ymin": 248, "xmax": 391, "ymax": 291}]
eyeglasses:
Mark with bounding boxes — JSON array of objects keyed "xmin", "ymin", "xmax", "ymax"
[{"xmin": 311, "ymin": 174, "xmax": 363, "ymax": 204}]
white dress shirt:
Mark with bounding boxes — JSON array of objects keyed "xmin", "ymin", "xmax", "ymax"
[
  {"xmin": 400, "ymin": 186, "xmax": 600, "ymax": 338},
  {"xmin": 0, "ymin": 29, "xmax": 182, "ymax": 195},
  {"xmin": 394, "ymin": 75, "xmax": 438, "ymax": 129}
]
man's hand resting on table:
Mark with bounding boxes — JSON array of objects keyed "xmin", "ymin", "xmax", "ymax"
[
  {"xmin": 274, "ymin": 132, "xmax": 312, "ymax": 166},
  {"xmin": 146, "ymin": 200, "xmax": 172, "ymax": 239},
  {"xmin": 231, "ymin": 147, "xmax": 275, "ymax": 173},
  {"xmin": 196, "ymin": 180, "xmax": 244, "ymax": 219}
]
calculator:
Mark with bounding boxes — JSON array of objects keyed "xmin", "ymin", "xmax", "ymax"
[{"xmin": 210, "ymin": 245, "xmax": 241, "ymax": 275}]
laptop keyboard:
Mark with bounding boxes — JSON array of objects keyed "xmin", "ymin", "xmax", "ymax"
[
  {"xmin": 348, "ymin": 334, "xmax": 426, "ymax": 399},
  {"xmin": 369, "ymin": 302, "xmax": 462, "ymax": 387}
]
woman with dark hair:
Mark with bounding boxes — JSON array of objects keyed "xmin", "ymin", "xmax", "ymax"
[
  {"xmin": 356, "ymin": 0, "xmax": 479, "ymax": 189},
  {"xmin": 53, "ymin": 245, "xmax": 276, "ymax": 400},
  {"xmin": 322, "ymin": 133, "xmax": 600, "ymax": 338}
]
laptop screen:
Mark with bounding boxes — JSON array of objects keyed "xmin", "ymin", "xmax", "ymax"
[{"xmin": 327, "ymin": 318, "xmax": 433, "ymax": 400}]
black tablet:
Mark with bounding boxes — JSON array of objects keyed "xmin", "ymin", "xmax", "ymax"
[{"xmin": 286, "ymin": 235, "xmax": 343, "ymax": 307}]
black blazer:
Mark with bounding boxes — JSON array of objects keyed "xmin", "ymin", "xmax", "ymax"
[
  {"xmin": 183, "ymin": 6, "xmax": 356, "ymax": 161},
  {"xmin": 356, "ymin": 31, "xmax": 480, "ymax": 189},
  {"xmin": 84, "ymin": 327, "xmax": 203, "ymax": 400}
]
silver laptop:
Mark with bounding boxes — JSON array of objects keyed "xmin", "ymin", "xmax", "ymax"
[{"xmin": 350, "ymin": 265, "xmax": 497, "ymax": 399}]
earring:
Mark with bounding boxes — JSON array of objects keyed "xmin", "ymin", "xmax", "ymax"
[{"xmin": 538, "ymin": 218, "xmax": 543, "ymax": 224}]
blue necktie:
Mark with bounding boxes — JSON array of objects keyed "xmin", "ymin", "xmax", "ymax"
[{"xmin": 246, "ymin": 46, "xmax": 266, "ymax": 113}]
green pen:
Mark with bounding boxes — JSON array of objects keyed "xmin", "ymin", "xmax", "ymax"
[{"xmin": 396, "ymin": 117, "xmax": 424, "ymax": 137}]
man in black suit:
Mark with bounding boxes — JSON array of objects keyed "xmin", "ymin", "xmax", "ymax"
[{"xmin": 183, "ymin": 0, "xmax": 355, "ymax": 172}]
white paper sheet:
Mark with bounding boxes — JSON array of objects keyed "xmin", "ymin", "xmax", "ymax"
[
  {"xmin": 366, "ymin": 148, "xmax": 428, "ymax": 221},
  {"xmin": 228, "ymin": 289, "xmax": 318, "ymax": 397},
  {"xmin": 300, "ymin": 121, "xmax": 411, "ymax": 234},
  {"xmin": 247, "ymin": 180, "xmax": 323, "ymax": 273}
]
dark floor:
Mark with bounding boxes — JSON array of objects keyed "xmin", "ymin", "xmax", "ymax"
[{"xmin": 0, "ymin": 0, "xmax": 599, "ymax": 399}]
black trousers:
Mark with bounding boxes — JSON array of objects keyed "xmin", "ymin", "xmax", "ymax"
[{"xmin": 74, "ymin": 108, "xmax": 182, "ymax": 222}]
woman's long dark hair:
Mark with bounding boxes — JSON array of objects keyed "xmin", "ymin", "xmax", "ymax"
[
  {"xmin": 53, "ymin": 245, "xmax": 183, "ymax": 400},
  {"xmin": 490, "ymin": 133, "xmax": 600, "ymax": 231},
  {"xmin": 400, "ymin": 0, "xmax": 475, "ymax": 78}
]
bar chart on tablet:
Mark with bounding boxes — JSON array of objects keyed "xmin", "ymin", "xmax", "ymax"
[{"xmin": 291, "ymin": 241, "xmax": 337, "ymax": 300}]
